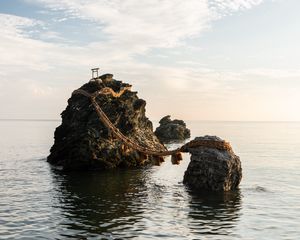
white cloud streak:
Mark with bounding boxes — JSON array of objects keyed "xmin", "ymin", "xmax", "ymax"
[
  {"xmin": 211, "ymin": 0, "xmax": 263, "ymax": 11},
  {"xmin": 0, "ymin": 13, "xmax": 39, "ymax": 36}
]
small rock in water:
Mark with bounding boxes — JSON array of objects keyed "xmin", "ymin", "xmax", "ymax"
[
  {"xmin": 183, "ymin": 136, "xmax": 242, "ymax": 192},
  {"xmin": 155, "ymin": 115, "xmax": 191, "ymax": 143}
]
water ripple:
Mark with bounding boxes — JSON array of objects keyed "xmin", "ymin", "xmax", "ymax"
[{"xmin": 1, "ymin": 121, "xmax": 300, "ymax": 239}]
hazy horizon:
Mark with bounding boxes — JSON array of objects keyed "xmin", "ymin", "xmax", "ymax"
[
  {"xmin": 1, "ymin": 0, "xmax": 300, "ymax": 121},
  {"xmin": 1, "ymin": 118, "xmax": 300, "ymax": 123}
]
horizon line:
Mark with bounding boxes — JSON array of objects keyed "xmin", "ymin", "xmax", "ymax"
[{"xmin": 0, "ymin": 118, "xmax": 300, "ymax": 123}]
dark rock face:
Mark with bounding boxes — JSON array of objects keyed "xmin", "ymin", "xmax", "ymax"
[
  {"xmin": 154, "ymin": 115, "xmax": 190, "ymax": 143},
  {"xmin": 48, "ymin": 74, "xmax": 166, "ymax": 171},
  {"xmin": 183, "ymin": 136, "xmax": 242, "ymax": 192}
]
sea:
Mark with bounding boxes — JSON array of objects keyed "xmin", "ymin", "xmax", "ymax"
[{"xmin": 0, "ymin": 120, "xmax": 299, "ymax": 239}]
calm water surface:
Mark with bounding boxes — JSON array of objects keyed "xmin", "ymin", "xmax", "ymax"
[{"xmin": 0, "ymin": 120, "xmax": 300, "ymax": 239}]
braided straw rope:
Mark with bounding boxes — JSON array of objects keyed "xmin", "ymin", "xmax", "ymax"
[{"xmin": 72, "ymin": 88, "xmax": 232, "ymax": 157}]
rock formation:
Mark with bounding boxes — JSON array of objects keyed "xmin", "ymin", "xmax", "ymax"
[
  {"xmin": 154, "ymin": 115, "xmax": 191, "ymax": 143},
  {"xmin": 183, "ymin": 136, "xmax": 242, "ymax": 192},
  {"xmin": 47, "ymin": 74, "xmax": 166, "ymax": 170}
]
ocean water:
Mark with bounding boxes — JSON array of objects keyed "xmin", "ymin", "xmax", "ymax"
[{"xmin": 0, "ymin": 120, "xmax": 299, "ymax": 239}]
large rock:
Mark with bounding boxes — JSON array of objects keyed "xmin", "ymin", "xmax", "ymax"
[
  {"xmin": 183, "ymin": 136, "xmax": 242, "ymax": 191},
  {"xmin": 48, "ymin": 74, "xmax": 166, "ymax": 170},
  {"xmin": 155, "ymin": 115, "xmax": 190, "ymax": 143}
]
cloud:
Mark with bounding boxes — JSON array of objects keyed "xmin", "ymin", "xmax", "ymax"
[
  {"xmin": 29, "ymin": 83, "xmax": 54, "ymax": 97},
  {"xmin": 29, "ymin": 0, "xmax": 211, "ymax": 55},
  {"xmin": 242, "ymin": 68, "xmax": 300, "ymax": 79},
  {"xmin": 39, "ymin": 31, "xmax": 65, "ymax": 41},
  {"xmin": 212, "ymin": 0, "xmax": 263, "ymax": 10},
  {"xmin": 0, "ymin": 0, "xmax": 277, "ymax": 120},
  {"xmin": 210, "ymin": 0, "xmax": 264, "ymax": 16},
  {"xmin": 28, "ymin": 0, "xmax": 264, "ymax": 49},
  {"xmin": 0, "ymin": 13, "xmax": 40, "ymax": 36},
  {"xmin": 0, "ymin": 13, "xmax": 52, "ymax": 71}
]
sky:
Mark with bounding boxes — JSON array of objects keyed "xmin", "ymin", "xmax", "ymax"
[{"xmin": 0, "ymin": 0, "xmax": 299, "ymax": 121}]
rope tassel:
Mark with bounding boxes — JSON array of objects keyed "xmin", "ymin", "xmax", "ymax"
[
  {"xmin": 171, "ymin": 152, "xmax": 183, "ymax": 165},
  {"xmin": 140, "ymin": 153, "xmax": 148, "ymax": 160},
  {"xmin": 121, "ymin": 144, "xmax": 131, "ymax": 155},
  {"xmin": 153, "ymin": 156, "xmax": 165, "ymax": 166}
]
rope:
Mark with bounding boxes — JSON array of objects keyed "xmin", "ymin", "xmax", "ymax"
[{"xmin": 72, "ymin": 88, "xmax": 232, "ymax": 157}]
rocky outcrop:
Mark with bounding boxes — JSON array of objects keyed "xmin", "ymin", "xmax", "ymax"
[
  {"xmin": 47, "ymin": 74, "xmax": 166, "ymax": 171},
  {"xmin": 183, "ymin": 136, "xmax": 242, "ymax": 192},
  {"xmin": 154, "ymin": 115, "xmax": 190, "ymax": 143}
]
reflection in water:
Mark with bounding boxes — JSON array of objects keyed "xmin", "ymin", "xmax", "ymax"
[
  {"xmin": 50, "ymin": 165, "xmax": 242, "ymax": 239},
  {"xmin": 51, "ymin": 168, "xmax": 151, "ymax": 239},
  {"xmin": 187, "ymin": 190, "xmax": 242, "ymax": 237}
]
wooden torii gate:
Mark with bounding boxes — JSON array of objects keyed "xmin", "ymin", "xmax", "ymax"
[{"xmin": 91, "ymin": 68, "xmax": 100, "ymax": 79}]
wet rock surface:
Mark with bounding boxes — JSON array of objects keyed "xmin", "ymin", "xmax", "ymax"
[
  {"xmin": 155, "ymin": 115, "xmax": 191, "ymax": 143},
  {"xmin": 47, "ymin": 74, "xmax": 166, "ymax": 171},
  {"xmin": 183, "ymin": 136, "xmax": 242, "ymax": 192}
]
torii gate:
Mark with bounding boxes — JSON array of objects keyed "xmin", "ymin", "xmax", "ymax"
[{"xmin": 91, "ymin": 68, "xmax": 100, "ymax": 79}]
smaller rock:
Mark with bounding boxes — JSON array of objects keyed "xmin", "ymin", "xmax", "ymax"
[
  {"xmin": 155, "ymin": 115, "xmax": 190, "ymax": 143},
  {"xmin": 183, "ymin": 136, "xmax": 242, "ymax": 192}
]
